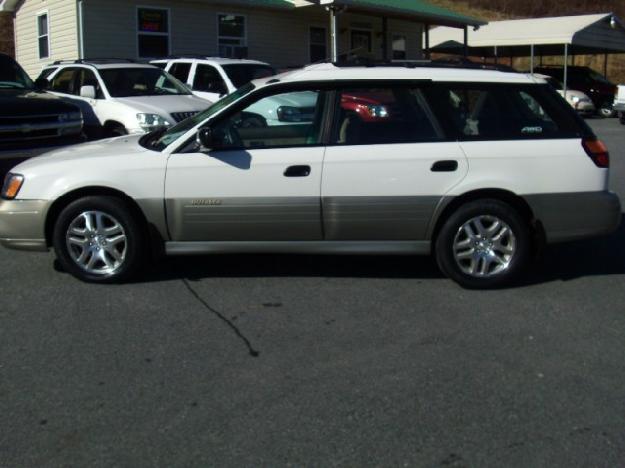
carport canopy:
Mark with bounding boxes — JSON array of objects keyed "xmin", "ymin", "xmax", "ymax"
[
  {"xmin": 428, "ymin": 13, "xmax": 625, "ymax": 93},
  {"xmin": 429, "ymin": 13, "xmax": 625, "ymax": 57}
]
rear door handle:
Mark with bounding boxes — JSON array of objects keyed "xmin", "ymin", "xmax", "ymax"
[
  {"xmin": 431, "ymin": 160, "xmax": 458, "ymax": 172},
  {"xmin": 284, "ymin": 165, "xmax": 311, "ymax": 177}
]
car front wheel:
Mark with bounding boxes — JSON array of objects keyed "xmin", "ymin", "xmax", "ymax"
[
  {"xmin": 52, "ymin": 196, "xmax": 145, "ymax": 283},
  {"xmin": 435, "ymin": 199, "xmax": 531, "ymax": 289}
]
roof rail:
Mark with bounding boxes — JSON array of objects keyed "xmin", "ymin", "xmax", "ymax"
[
  {"xmin": 51, "ymin": 58, "xmax": 138, "ymax": 65},
  {"xmin": 329, "ymin": 56, "xmax": 517, "ymax": 73}
]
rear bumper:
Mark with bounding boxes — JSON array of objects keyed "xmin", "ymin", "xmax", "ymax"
[
  {"xmin": 525, "ymin": 191, "xmax": 621, "ymax": 243},
  {"xmin": 0, "ymin": 199, "xmax": 49, "ymax": 252}
]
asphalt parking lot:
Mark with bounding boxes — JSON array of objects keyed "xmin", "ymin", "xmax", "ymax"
[{"xmin": 1, "ymin": 119, "xmax": 625, "ymax": 467}]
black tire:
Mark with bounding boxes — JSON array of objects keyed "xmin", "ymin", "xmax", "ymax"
[
  {"xmin": 52, "ymin": 196, "xmax": 145, "ymax": 283},
  {"xmin": 435, "ymin": 199, "xmax": 531, "ymax": 289}
]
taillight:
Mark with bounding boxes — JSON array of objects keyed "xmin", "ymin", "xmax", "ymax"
[{"xmin": 582, "ymin": 138, "xmax": 610, "ymax": 168}]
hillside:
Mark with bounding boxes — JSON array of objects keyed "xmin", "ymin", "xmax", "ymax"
[{"xmin": 429, "ymin": 0, "xmax": 625, "ymax": 83}]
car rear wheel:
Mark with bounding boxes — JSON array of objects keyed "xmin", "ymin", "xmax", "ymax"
[
  {"xmin": 435, "ymin": 199, "xmax": 531, "ymax": 289},
  {"xmin": 52, "ymin": 196, "xmax": 145, "ymax": 283}
]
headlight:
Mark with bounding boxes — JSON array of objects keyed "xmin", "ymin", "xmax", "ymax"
[
  {"xmin": 570, "ymin": 96, "xmax": 581, "ymax": 104},
  {"xmin": 1, "ymin": 173, "xmax": 24, "ymax": 200},
  {"xmin": 136, "ymin": 113, "xmax": 171, "ymax": 131}
]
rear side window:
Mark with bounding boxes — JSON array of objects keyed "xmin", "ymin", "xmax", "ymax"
[
  {"xmin": 168, "ymin": 62, "xmax": 192, "ymax": 82},
  {"xmin": 333, "ymin": 86, "xmax": 444, "ymax": 145},
  {"xmin": 426, "ymin": 83, "xmax": 588, "ymax": 140}
]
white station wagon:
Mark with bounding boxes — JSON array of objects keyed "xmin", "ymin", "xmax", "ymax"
[{"xmin": 0, "ymin": 63, "xmax": 621, "ymax": 288}]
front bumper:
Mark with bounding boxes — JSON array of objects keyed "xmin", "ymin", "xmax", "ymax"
[
  {"xmin": 0, "ymin": 199, "xmax": 49, "ymax": 252},
  {"xmin": 525, "ymin": 191, "xmax": 622, "ymax": 243}
]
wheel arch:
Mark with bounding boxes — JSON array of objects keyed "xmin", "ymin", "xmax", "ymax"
[
  {"xmin": 428, "ymin": 188, "xmax": 545, "ymax": 251},
  {"xmin": 44, "ymin": 186, "xmax": 155, "ymax": 249}
]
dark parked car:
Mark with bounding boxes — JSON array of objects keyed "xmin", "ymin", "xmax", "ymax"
[
  {"xmin": 533, "ymin": 66, "xmax": 617, "ymax": 117},
  {"xmin": 0, "ymin": 54, "xmax": 85, "ymax": 180},
  {"xmin": 0, "ymin": 53, "xmax": 84, "ymax": 156}
]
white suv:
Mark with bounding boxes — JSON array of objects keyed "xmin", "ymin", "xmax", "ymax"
[
  {"xmin": 38, "ymin": 59, "xmax": 209, "ymax": 138},
  {"xmin": 151, "ymin": 56, "xmax": 275, "ymax": 103},
  {"xmin": 1, "ymin": 63, "xmax": 621, "ymax": 288}
]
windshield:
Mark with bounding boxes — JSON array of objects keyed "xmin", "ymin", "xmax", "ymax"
[
  {"xmin": 0, "ymin": 55, "xmax": 34, "ymax": 90},
  {"xmin": 99, "ymin": 67, "xmax": 191, "ymax": 97},
  {"xmin": 222, "ymin": 64, "xmax": 275, "ymax": 88},
  {"xmin": 546, "ymin": 77, "xmax": 563, "ymax": 90},
  {"xmin": 146, "ymin": 82, "xmax": 255, "ymax": 151},
  {"xmin": 586, "ymin": 68, "xmax": 611, "ymax": 84}
]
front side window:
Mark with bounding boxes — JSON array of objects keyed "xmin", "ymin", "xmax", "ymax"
[
  {"xmin": 137, "ymin": 8, "xmax": 169, "ymax": 58},
  {"xmin": 148, "ymin": 83, "xmax": 255, "ymax": 151},
  {"xmin": 310, "ymin": 27, "xmax": 327, "ymax": 63},
  {"xmin": 76, "ymin": 69, "xmax": 104, "ymax": 99},
  {"xmin": 37, "ymin": 13, "xmax": 49, "ymax": 59},
  {"xmin": 193, "ymin": 64, "xmax": 228, "ymax": 94},
  {"xmin": 50, "ymin": 68, "xmax": 78, "ymax": 94},
  {"xmin": 426, "ymin": 84, "xmax": 586, "ymax": 140},
  {"xmin": 208, "ymin": 89, "xmax": 326, "ymax": 150},
  {"xmin": 168, "ymin": 62, "xmax": 192, "ymax": 82},
  {"xmin": 218, "ymin": 14, "xmax": 247, "ymax": 58},
  {"xmin": 99, "ymin": 67, "xmax": 190, "ymax": 97},
  {"xmin": 334, "ymin": 86, "xmax": 443, "ymax": 145}
]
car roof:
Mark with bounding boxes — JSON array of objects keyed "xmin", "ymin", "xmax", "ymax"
[
  {"xmin": 260, "ymin": 63, "xmax": 541, "ymax": 85},
  {"xmin": 151, "ymin": 57, "xmax": 270, "ymax": 66}
]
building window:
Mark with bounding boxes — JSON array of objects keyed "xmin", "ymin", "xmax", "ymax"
[
  {"xmin": 392, "ymin": 35, "xmax": 407, "ymax": 60},
  {"xmin": 137, "ymin": 7, "xmax": 169, "ymax": 58},
  {"xmin": 37, "ymin": 13, "xmax": 49, "ymax": 59},
  {"xmin": 351, "ymin": 30, "xmax": 372, "ymax": 54},
  {"xmin": 309, "ymin": 27, "xmax": 327, "ymax": 63},
  {"xmin": 218, "ymin": 13, "xmax": 247, "ymax": 58}
]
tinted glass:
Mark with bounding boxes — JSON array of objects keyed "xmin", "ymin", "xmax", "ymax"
[
  {"xmin": 218, "ymin": 14, "xmax": 245, "ymax": 38},
  {"xmin": 149, "ymin": 83, "xmax": 255, "ymax": 151},
  {"xmin": 138, "ymin": 8, "xmax": 168, "ymax": 33},
  {"xmin": 334, "ymin": 86, "xmax": 443, "ymax": 145},
  {"xmin": 193, "ymin": 65, "xmax": 227, "ymax": 94},
  {"xmin": 99, "ymin": 67, "xmax": 190, "ymax": 97},
  {"xmin": 76, "ymin": 69, "xmax": 104, "ymax": 99},
  {"xmin": 222, "ymin": 64, "xmax": 275, "ymax": 89},
  {"xmin": 425, "ymin": 83, "xmax": 589, "ymax": 140},
  {"xmin": 209, "ymin": 89, "xmax": 325, "ymax": 149},
  {"xmin": 0, "ymin": 55, "xmax": 34, "ymax": 89},
  {"xmin": 169, "ymin": 62, "xmax": 192, "ymax": 82},
  {"xmin": 37, "ymin": 67, "xmax": 57, "ymax": 81},
  {"xmin": 51, "ymin": 68, "xmax": 77, "ymax": 94}
]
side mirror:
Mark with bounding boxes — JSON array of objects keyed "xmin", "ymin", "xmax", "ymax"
[
  {"xmin": 34, "ymin": 77, "xmax": 49, "ymax": 90},
  {"xmin": 197, "ymin": 127, "xmax": 215, "ymax": 150},
  {"xmin": 80, "ymin": 85, "xmax": 97, "ymax": 99}
]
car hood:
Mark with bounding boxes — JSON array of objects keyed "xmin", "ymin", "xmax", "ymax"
[
  {"xmin": 559, "ymin": 90, "xmax": 592, "ymax": 100},
  {"xmin": 114, "ymin": 94, "xmax": 210, "ymax": 117},
  {"xmin": 0, "ymin": 88, "xmax": 80, "ymax": 116},
  {"xmin": 14, "ymin": 135, "xmax": 149, "ymax": 173}
]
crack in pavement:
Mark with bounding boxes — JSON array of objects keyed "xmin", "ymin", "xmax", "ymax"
[{"xmin": 181, "ymin": 279, "xmax": 260, "ymax": 358}]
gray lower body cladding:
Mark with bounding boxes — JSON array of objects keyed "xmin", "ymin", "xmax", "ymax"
[{"xmin": 524, "ymin": 191, "xmax": 621, "ymax": 243}]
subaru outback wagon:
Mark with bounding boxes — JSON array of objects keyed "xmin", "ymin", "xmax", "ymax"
[{"xmin": 0, "ymin": 63, "xmax": 620, "ymax": 288}]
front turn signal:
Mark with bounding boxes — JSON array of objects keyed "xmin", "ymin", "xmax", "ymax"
[{"xmin": 1, "ymin": 173, "xmax": 24, "ymax": 200}]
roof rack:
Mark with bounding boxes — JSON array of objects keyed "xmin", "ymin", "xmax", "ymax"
[
  {"xmin": 329, "ymin": 56, "xmax": 517, "ymax": 73},
  {"xmin": 51, "ymin": 58, "xmax": 139, "ymax": 65}
]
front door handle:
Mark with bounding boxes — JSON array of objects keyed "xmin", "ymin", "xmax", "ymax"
[
  {"xmin": 284, "ymin": 165, "xmax": 311, "ymax": 177},
  {"xmin": 431, "ymin": 160, "xmax": 458, "ymax": 172}
]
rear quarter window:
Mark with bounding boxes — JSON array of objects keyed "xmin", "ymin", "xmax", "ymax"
[{"xmin": 425, "ymin": 83, "xmax": 590, "ymax": 141}]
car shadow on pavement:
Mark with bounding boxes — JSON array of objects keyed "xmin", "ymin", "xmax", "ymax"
[{"xmin": 138, "ymin": 216, "xmax": 625, "ymax": 286}]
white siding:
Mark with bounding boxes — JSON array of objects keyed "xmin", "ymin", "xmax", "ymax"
[
  {"xmin": 82, "ymin": 0, "xmax": 425, "ymax": 66},
  {"xmin": 15, "ymin": 0, "xmax": 78, "ymax": 77}
]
